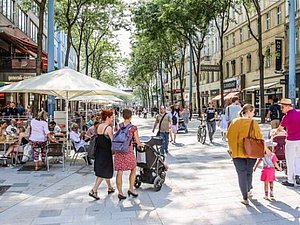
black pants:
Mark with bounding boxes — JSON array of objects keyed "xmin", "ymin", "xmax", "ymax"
[
  {"xmin": 207, "ymin": 121, "xmax": 216, "ymax": 141},
  {"xmin": 233, "ymin": 158, "xmax": 257, "ymax": 200}
]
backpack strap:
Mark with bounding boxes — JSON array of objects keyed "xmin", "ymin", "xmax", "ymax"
[{"xmin": 158, "ymin": 113, "xmax": 167, "ymax": 131}]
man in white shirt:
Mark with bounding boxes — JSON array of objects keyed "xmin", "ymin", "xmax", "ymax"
[
  {"xmin": 70, "ymin": 123, "xmax": 91, "ymax": 165},
  {"xmin": 6, "ymin": 119, "xmax": 17, "ymax": 134}
]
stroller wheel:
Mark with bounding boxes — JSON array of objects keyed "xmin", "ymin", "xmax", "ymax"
[
  {"xmin": 153, "ymin": 176, "xmax": 163, "ymax": 191},
  {"xmin": 134, "ymin": 175, "xmax": 142, "ymax": 188}
]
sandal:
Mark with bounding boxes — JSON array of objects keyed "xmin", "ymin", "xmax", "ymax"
[
  {"xmin": 108, "ymin": 187, "xmax": 115, "ymax": 194},
  {"xmin": 88, "ymin": 190, "xmax": 100, "ymax": 200}
]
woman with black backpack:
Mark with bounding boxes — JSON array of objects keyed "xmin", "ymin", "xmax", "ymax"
[{"xmin": 169, "ymin": 105, "xmax": 179, "ymax": 144}]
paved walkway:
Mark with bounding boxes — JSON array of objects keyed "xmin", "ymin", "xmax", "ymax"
[{"xmin": 0, "ymin": 117, "xmax": 299, "ymax": 225}]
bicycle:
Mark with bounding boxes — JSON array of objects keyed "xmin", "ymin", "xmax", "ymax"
[{"xmin": 197, "ymin": 118, "xmax": 207, "ymax": 144}]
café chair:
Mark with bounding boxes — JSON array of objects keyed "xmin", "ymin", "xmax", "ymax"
[{"xmin": 46, "ymin": 143, "xmax": 64, "ymax": 171}]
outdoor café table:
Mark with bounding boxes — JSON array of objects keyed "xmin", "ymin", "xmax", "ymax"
[{"xmin": 0, "ymin": 138, "xmax": 18, "ymax": 166}]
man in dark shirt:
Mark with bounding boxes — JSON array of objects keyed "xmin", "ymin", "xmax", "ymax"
[
  {"xmin": 266, "ymin": 98, "xmax": 282, "ymax": 129},
  {"xmin": 9, "ymin": 102, "xmax": 19, "ymax": 118},
  {"xmin": 204, "ymin": 102, "xmax": 218, "ymax": 143}
]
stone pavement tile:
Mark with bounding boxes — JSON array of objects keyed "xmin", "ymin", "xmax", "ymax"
[
  {"xmin": 111, "ymin": 211, "xmax": 137, "ymax": 219},
  {"xmin": 1, "ymin": 218, "xmax": 34, "ymax": 225},
  {"xmin": 94, "ymin": 218, "xmax": 131, "ymax": 225},
  {"xmin": 262, "ymin": 218, "xmax": 300, "ymax": 225},
  {"xmin": 39, "ymin": 209, "xmax": 62, "ymax": 217},
  {"xmin": 31, "ymin": 215, "xmax": 73, "ymax": 225},
  {"xmin": 12, "ymin": 182, "xmax": 30, "ymax": 187}
]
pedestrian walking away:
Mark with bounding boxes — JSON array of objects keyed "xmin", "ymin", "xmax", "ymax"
[
  {"xmin": 219, "ymin": 109, "xmax": 228, "ymax": 141},
  {"xmin": 204, "ymin": 102, "xmax": 218, "ymax": 143},
  {"xmin": 114, "ymin": 109, "xmax": 144, "ymax": 201},
  {"xmin": 253, "ymin": 141, "xmax": 282, "ymax": 200},
  {"xmin": 266, "ymin": 98, "xmax": 282, "ymax": 129},
  {"xmin": 89, "ymin": 110, "xmax": 115, "ymax": 200},
  {"xmin": 274, "ymin": 98, "xmax": 300, "ymax": 187},
  {"xmin": 225, "ymin": 96, "xmax": 242, "ymax": 128},
  {"xmin": 169, "ymin": 105, "xmax": 179, "ymax": 144},
  {"xmin": 152, "ymin": 106, "xmax": 171, "ymax": 155},
  {"xmin": 227, "ymin": 104, "xmax": 266, "ymax": 205}
]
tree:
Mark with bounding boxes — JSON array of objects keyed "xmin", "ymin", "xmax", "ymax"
[
  {"xmin": 18, "ymin": 0, "xmax": 47, "ymax": 116},
  {"xmin": 212, "ymin": 0, "xmax": 234, "ymax": 108},
  {"xmin": 243, "ymin": 0, "xmax": 265, "ymax": 123}
]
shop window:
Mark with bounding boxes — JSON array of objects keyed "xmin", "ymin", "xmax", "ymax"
[
  {"xmin": 226, "ymin": 62, "xmax": 230, "ymax": 78},
  {"xmin": 247, "ymin": 54, "xmax": 251, "ymax": 72},
  {"xmin": 18, "ymin": 9, "xmax": 27, "ymax": 33},
  {"xmin": 266, "ymin": 12, "xmax": 270, "ymax": 30},
  {"xmin": 226, "ymin": 36, "xmax": 229, "ymax": 49},
  {"xmin": 1, "ymin": 0, "xmax": 15, "ymax": 21},
  {"xmin": 239, "ymin": 28, "xmax": 243, "ymax": 43},
  {"xmin": 231, "ymin": 60, "xmax": 236, "ymax": 76},
  {"xmin": 265, "ymin": 47, "xmax": 271, "ymax": 68},
  {"xmin": 276, "ymin": 7, "xmax": 281, "ymax": 25},
  {"xmin": 240, "ymin": 57, "xmax": 243, "ymax": 74},
  {"xmin": 30, "ymin": 20, "xmax": 38, "ymax": 43}
]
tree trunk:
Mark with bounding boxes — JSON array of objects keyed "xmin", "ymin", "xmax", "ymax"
[
  {"xmin": 219, "ymin": 33, "xmax": 225, "ymax": 108},
  {"xmin": 65, "ymin": 28, "xmax": 72, "ymax": 66},
  {"xmin": 33, "ymin": 0, "xmax": 46, "ymax": 117},
  {"xmin": 257, "ymin": 10, "xmax": 265, "ymax": 123},
  {"xmin": 160, "ymin": 60, "xmax": 165, "ymax": 107},
  {"xmin": 170, "ymin": 66, "xmax": 174, "ymax": 105}
]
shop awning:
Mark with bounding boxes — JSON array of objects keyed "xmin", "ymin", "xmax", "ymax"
[
  {"xmin": 243, "ymin": 82, "xmax": 279, "ymax": 91},
  {"xmin": 211, "ymin": 93, "xmax": 227, "ymax": 101},
  {"xmin": 0, "ymin": 29, "xmax": 47, "ymax": 58},
  {"xmin": 224, "ymin": 91, "xmax": 240, "ymax": 100}
]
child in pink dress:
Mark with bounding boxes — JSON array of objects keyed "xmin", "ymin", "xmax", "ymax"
[{"xmin": 254, "ymin": 144, "xmax": 282, "ymax": 200}]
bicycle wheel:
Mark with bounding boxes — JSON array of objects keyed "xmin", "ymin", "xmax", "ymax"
[
  {"xmin": 197, "ymin": 127, "xmax": 201, "ymax": 142},
  {"xmin": 200, "ymin": 127, "xmax": 207, "ymax": 144}
]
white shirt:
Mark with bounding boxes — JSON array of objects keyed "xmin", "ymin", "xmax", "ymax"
[
  {"xmin": 6, "ymin": 124, "xmax": 17, "ymax": 134},
  {"xmin": 70, "ymin": 130, "xmax": 86, "ymax": 151},
  {"xmin": 29, "ymin": 119, "xmax": 50, "ymax": 142},
  {"xmin": 53, "ymin": 125, "xmax": 61, "ymax": 134}
]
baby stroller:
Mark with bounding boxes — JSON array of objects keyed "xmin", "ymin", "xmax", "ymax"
[
  {"xmin": 134, "ymin": 136, "xmax": 167, "ymax": 191},
  {"xmin": 272, "ymin": 134, "xmax": 287, "ymax": 172},
  {"xmin": 177, "ymin": 118, "xmax": 188, "ymax": 133}
]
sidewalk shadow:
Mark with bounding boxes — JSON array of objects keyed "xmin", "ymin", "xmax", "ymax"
[{"xmin": 247, "ymin": 198, "xmax": 300, "ymax": 223}]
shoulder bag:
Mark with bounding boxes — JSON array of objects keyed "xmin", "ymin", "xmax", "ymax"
[
  {"xmin": 156, "ymin": 113, "xmax": 167, "ymax": 136},
  {"xmin": 243, "ymin": 120, "xmax": 265, "ymax": 158}
]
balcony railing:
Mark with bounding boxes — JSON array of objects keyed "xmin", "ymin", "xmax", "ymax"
[{"xmin": 0, "ymin": 57, "xmax": 47, "ymax": 72}]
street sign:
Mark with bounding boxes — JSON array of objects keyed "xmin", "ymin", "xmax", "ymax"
[
  {"xmin": 200, "ymin": 65, "xmax": 220, "ymax": 72},
  {"xmin": 280, "ymin": 79, "xmax": 286, "ymax": 84}
]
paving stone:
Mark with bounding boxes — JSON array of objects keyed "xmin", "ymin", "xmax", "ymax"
[
  {"xmin": 12, "ymin": 183, "xmax": 30, "ymax": 187},
  {"xmin": 39, "ymin": 209, "xmax": 62, "ymax": 217}
]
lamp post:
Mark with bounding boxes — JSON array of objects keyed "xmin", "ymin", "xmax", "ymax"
[
  {"xmin": 289, "ymin": 0, "xmax": 296, "ymax": 107},
  {"xmin": 47, "ymin": 0, "xmax": 55, "ymax": 118}
]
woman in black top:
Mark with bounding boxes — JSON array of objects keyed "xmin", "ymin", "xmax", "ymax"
[{"xmin": 89, "ymin": 109, "xmax": 115, "ymax": 200}]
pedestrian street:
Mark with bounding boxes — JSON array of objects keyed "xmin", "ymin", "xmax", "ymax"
[{"xmin": 0, "ymin": 116, "xmax": 299, "ymax": 225}]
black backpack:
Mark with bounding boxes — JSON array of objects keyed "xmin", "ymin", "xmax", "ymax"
[
  {"xmin": 270, "ymin": 104, "xmax": 281, "ymax": 120},
  {"xmin": 172, "ymin": 112, "xmax": 178, "ymax": 125}
]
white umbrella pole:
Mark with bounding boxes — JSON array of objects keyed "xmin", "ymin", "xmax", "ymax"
[
  {"xmin": 85, "ymin": 101, "xmax": 88, "ymax": 118},
  {"xmin": 66, "ymin": 92, "xmax": 69, "ymax": 159}
]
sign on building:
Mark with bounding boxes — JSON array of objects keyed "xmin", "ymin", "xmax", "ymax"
[{"xmin": 200, "ymin": 65, "xmax": 220, "ymax": 72}]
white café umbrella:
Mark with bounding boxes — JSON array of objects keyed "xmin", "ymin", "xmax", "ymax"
[
  {"xmin": 58, "ymin": 95, "xmax": 124, "ymax": 116},
  {"xmin": 0, "ymin": 67, "xmax": 130, "ymax": 151}
]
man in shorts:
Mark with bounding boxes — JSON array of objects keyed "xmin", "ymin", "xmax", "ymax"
[{"xmin": 275, "ymin": 98, "xmax": 300, "ymax": 187}]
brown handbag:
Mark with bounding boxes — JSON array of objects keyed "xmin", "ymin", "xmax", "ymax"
[{"xmin": 243, "ymin": 120, "xmax": 265, "ymax": 158}]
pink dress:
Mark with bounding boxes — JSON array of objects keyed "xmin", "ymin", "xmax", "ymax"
[
  {"xmin": 114, "ymin": 125, "xmax": 137, "ymax": 171},
  {"xmin": 260, "ymin": 153, "xmax": 278, "ymax": 182}
]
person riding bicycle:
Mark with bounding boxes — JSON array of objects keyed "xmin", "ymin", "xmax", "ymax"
[{"xmin": 204, "ymin": 102, "xmax": 218, "ymax": 143}]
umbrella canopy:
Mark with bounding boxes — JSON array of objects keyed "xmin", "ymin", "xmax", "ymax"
[
  {"xmin": 0, "ymin": 67, "xmax": 129, "ymax": 153},
  {"xmin": 71, "ymin": 95, "xmax": 124, "ymax": 103},
  {"xmin": 0, "ymin": 67, "xmax": 130, "ymax": 99}
]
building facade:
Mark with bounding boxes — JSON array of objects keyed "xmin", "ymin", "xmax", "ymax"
[{"xmin": 0, "ymin": 0, "xmax": 76, "ymax": 110}]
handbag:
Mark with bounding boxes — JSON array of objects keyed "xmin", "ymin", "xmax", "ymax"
[
  {"xmin": 156, "ymin": 113, "xmax": 167, "ymax": 136},
  {"xmin": 21, "ymin": 143, "xmax": 33, "ymax": 162},
  {"xmin": 243, "ymin": 120, "xmax": 265, "ymax": 158}
]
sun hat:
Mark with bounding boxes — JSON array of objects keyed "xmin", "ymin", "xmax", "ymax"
[{"xmin": 279, "ymin": 98, "xmax": 292, "ymax": 105}]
